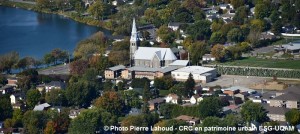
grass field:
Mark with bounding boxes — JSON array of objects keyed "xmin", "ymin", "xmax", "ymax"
[{"xmin": 212, "ymin": 57, "xmax": 300, "ymax": 69}]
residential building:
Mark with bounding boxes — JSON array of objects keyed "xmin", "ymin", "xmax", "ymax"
[
  {"xmin": 44, "ymin": 81, "xmax": 66, "ymax": 92},
  {"xmin": 69, "ymin": 109, "xmax": 85, "ymax": 119},
  {"xmin": 171, "ymin": 66, "xmax": 217, "ymax": 83},
  {"xmin": 33, "ymin": 103, "xmax": 51, "ymax": 111},
  {"xmin": 148, "ymin": 97, "xmax": 165, "ymax": 111},
  {"xmin": 263, "ymin": 104, "xmax": 289, "ymax": 122},
  {"xmin": 274, "ymin": 41, "xmax": 300, "ymax": 55},
  {"xmin": 105, "ymin": 65, "xmax": 126, "ymax": 79},
  {"xmin": 234, "ymin": 92, "xmax": 249, "ymax": 101},
  {"xmin": 190, "ymin": 95, "xmax": 203, "ymax": 105},
  {"xmin": 0, "ymin": 85, "xmax": 14, "ymax": 94},
  {"xmin": 10, "ymin": 93, "xmax": 23, "ymax": 104},
  {"xmin": 165, "ymin": 93, "xmax": 179, "ymax": 104},
  {"xmin": 7, "ymin": 78, "xmax": 18, "ymax": 87},
  {"xmin": 175, "ymin": 115, "xmax": 200, "ymax": 126},
  {"xmin": 269, "ymin": 92, "xmax": 300, "ymax": 109}
]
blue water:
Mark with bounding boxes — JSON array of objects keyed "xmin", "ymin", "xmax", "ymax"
[{"xmin": 0, "ymin": 6, "xmax": 110, "ymax": 58}]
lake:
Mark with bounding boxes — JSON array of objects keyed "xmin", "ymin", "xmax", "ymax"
[{"xmin": 0, "ymin": 6, "xmax": 110, "ymax": 58}]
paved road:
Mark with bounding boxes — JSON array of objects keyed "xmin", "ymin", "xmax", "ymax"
[{"xmin": 38, "ymin": 64, "xmax": 70, "ymax": 75}]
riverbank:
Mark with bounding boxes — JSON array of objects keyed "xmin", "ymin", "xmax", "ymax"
[{"xmin": 0, "ymin": 1, "xmax": 113, "ymax": 32}]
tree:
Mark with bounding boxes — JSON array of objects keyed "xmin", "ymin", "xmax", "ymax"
[
  {"xmin": 120, "ymin": 90, "xmax": 141, "ymax": 109},
  {"xmin": 121, "ymin": 115, "xmax": 147, "ymax": 134},
  {"xmin": 156, "ymin": 25, "xmax": 175, "ymax": 44},
  {"xmin": 241, "ymin": 101, "xmax": 268, "ymax": 124},
  {"xmin": 153, "ymin": 120, "xmax": 190, "ymax": 134},
  {"xmin": 233, "ymin": 6, "xmax": 249, "ymax": 24},
  {"xmin": 88, "ymin": 1, "xmax": 108, "ymax": 20},
  {"xmin": 255, "ymin": 3, "xmax": 270, "ymax": 19},
  {"xmin": 89, "ymin": 55, "xmax": 109, "ymax": 75},
  {"xmin": 26, "ymin": 89, "xmax": 41, "ymax": 109},
  {"xmin": 43, "ymin": 53, "xmax": 55, "ymax": 66},
  {"xmin": 0, "ymin": 96, "xmax": 13, "ymax": 121},
  {"xmin": 186, "ymin": 20, "xmax": 211, "ymax": 40},
  {"xmin": 153, "ymin": 76, "xmax": 173, "ymax": 90},
  {"xmin": 211, "ymin": 44, "xmax": 226, "ymax": 62},
  {"xmin": 198, "ymin": 97, "xmax": 222, "ymax": 118},
  {"xmin": 68, "ymin": 109, "xmax": 103, "ymax": 134},
  {"xmin": 44, "ymin": 121, "xmax": 56, "ymax": 134},
  {"xmin": 250, "ymin": 19, "xmax": 266, "ymax": 32},
  {"xmin": 144, "ymin": 8, "xmax": 158, "ymax": 23},
  {"xmin": 285, "ymin": 109, "xmax": 300, "ymax": 126},
  {"xmin": 47, "ymin": 109, "xmax": 70, "ymax": 133},
  {"xmin": 184, "ymin": 73, "xmax": 195, "ymax": 97},
  {"xmin": 66, "ymin": 80, "xmax": 97, "ymax": 107},
  {"xmin": 189, "ymin": 41, "xmax": 209, "ymax": 65},
  {"xmin": 94, "ymin": 91, "xmax": 124, "ymax": 115},
  {"xmin": 23, "ymin": 110, "xmax": 48, "ymax": 134},
  {"xmin": 143, "ymin": 82, "xmax": 151, "ymax": 102},
  {"xmin": 230, "ymin": 0, "xmax": 244, "ymax": 9},
  {"xmin": 227, "ymin": 28, "xmax": 244, "ymax": 43},
  {"xmin": 74, "ymin": 42, "xmax": 101, "ymax": 59},
  {"xmin": 226, "ymin": 46, "xmax": 242, "ymax": 60},
  {"xmin": 271, "ymin": 20, "xmax": 282, "ymax": 36},
  {"xmin": 169, "ymin": 82, "xmax": 186, "ymax": 97},
  {"xmin": 210, "ymin": 32, "xmax": 226, "ymax": 44},
  {"xmin": 70, "ymin": 59, "xmax": 88, "ymax": 75},
  {"xmin": 0, "ymin": 51, "xmax": 19, "ymax": 74},
  {"xmin": 45, "ymin": 89, "xmax": 66, "ymax": 106},
  {"xmin": 131, "ymin": 78, "xmax": 150, "ymax": 88},
  {"xmin": 11, "ymin": 109, "xmax": 23, "ymax": 127}
]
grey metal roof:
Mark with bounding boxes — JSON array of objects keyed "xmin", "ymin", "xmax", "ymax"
[
  {"xmin": 108, "ymin": 65, "xmax": 126, "ymax": 71},
  {"xmin": 33, "ymin": 103, "xmax": 51, "ymax": 111},
  {"xmin": 134, "ymin": 47, "xmax": 177, "ymax": 61},
  {"xmin": 46, "ymin": 81, "xmax": 65, "ymax": 88},
  {"xmin": 169, "ymin": 60, "xmax": 189, "ymax": 66}
]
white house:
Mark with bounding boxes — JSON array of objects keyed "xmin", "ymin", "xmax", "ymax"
[
  {"xmin": 10, "ymin": 94, "xmax": 22, "ymax": 104},
  {"xmin": 165, "ymin": 93, "xmax": 179, "ymax": 104},
  {"xmin": 190, "ymin": 95, "xmax": 203, "ymax": 105},
  {"xmin": 171, "ymin": 66, "xmax": 217, "ymax": 83}
]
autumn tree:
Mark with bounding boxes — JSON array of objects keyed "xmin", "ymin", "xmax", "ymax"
[
  {"xmin": 88, "ymin": 1, "xmax": 108, "ymax": 20},
  {"xmin": 144, "ymin": 8, "xmax": 158, "ymax": 23},
  {"xmin": 23, "ymin": 110, "xmax": 48, "ymax": 134},
  {"xmin": 44, "ymin": 121, "xmax": 56, "ymax": 134},
  {"xmin": 230, "ymin": 0, "xmax": 244, "ymax": 9},
  {"xmin": 156, "ymin": 25, "xmax": 175, "ymax": 44},
  {"xmin": 69, "ymin": 59, "xmax": 88, "ymax": 75},
  {"xmin": 0, "ymin": 51, "xmax": 19, "ymax": 73},
  {"xmin": 210, "ymin": 32, "xmax": 226, "ymax": 44},
  {"xmin": 211, "ymin": 44, "xmax": 226, "ymax": 62},
  {"xmin": 94, "ymin": 91, "xmax": 124, "ymax": 115}
]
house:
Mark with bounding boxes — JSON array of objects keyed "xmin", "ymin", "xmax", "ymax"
[
  {"xmin": 221, "ymin": 13, "xmax": 235, "ymax": 20},
  {"xmin": 171, "ymin": 66, "xmax": 217, "ymax": 83},
  {"xmin": 69, "ymin": 109, "xmax": 85, "ymax": 119},
  {"xmin": 165, "ymin": 93, "xmax": 179, "ymax": 104},
  {"xmin": 7, "ymin": 78, "xmax": 17, "ymax": 87},
  {"xmin": 190, "ymin": 95, "xmax": 203, "ymax": 105},
  {"xmin": 202, "ymin": 54, "xmax": 216, "ymax": 62},
  {"xmin": 234, "ymin": 92, "xmax": 249, "ymax": 101},
  {"xmin": 167, "ymin": 22, "xmax": 184, "ymax": 31},
  {"xmin": 105, "ymin": 65, "xmax": 126, "ymax": 79},
  {"xmin": 274, "ymin": 41, "xmax": 300, "ymax": 55},
  {"xmin": 175, "ymin": 115, "xmax": 200, "ymax": 126},
  {"xmin": 218, "ymin": 4, "xmax": 233, "ymax": 10},
  {"xmin": 269, "ymin": 91, "xmax": 300, "ymax": 109},
  {"xmin": 0, "ymin": 85, "xmax": 14, "ymax": 94},
  {"xmin": 262, "ymin": 104, "xmax": 289, "ymax": 122},
  {"xmin": 10, "ymin": 93, "xmax": 23, "ymax": 104},
  {"xmin": 148, "ymin": 97, "xmax": 165, "ymax": 111},
  {"xmin": 33, "ymin": 103, "xmax": 51, "ymax": 111},
  {"xmin": 45, "ymin": 81, "xmax": 66, "ymax": 92}
]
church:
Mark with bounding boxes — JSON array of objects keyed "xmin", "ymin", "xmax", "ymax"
[
  {"xmin": 105, "ymin": 18, "xmax": 189, "ymax": 80},
  {"xmin": 129, "ymin": 18, "xmax": 178, "ymax": 68}
]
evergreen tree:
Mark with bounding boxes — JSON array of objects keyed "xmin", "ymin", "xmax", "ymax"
[{"xmin": 184, "ymin": 73, "xmax": 195, "ymax": 97}]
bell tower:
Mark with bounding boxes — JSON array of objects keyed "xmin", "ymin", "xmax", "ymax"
[{"xmin": 130, "ymin": 18, "xmax": 139, "ymax": 66}]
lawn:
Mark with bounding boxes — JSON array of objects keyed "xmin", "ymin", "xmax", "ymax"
[{"xmin": 211, "ymin": 57, "xmax": 300, "ymax": 69}]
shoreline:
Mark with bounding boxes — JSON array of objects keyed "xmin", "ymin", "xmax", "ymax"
[{"xmin": 0, "ymin": 1, "xmax": 113, "ymax": 32}]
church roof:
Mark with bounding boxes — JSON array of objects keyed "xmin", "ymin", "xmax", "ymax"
[{"xmin": 134, "ymin": 47, "xmax": 177, "ymax": 61}]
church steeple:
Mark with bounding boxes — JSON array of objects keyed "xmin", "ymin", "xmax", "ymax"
[{"xmin": 130, "ymin": 18, "xmax": 139, "ymax": 66}]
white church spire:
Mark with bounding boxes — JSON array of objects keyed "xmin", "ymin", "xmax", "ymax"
[{"xmin": 130, "ymin": 18, "xmax": 138, "ymax": 42}]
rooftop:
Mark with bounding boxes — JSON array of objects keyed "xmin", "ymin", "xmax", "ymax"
[
  {"xmin": 134, "ymin": 47, "xmax": 177, "ymax": 61},
  {"xmin": 172, "ymin": 66, "xmax": 216, "ymax": 75},
  {"xmin": 108, "ymin": 65, "xmax": 126, "ymax": 71},
  {"xmin": 33, "ymin": 103, "xmax": 51, "ymax": 111},
  {"xmin": 127, "ymin": 66, "xmax": 179, "ymax": 73},
  {"xmin": 169, "ymin": 60, "xmax": 189, "ymax": 66},
  {"xmin": 262, "ymin": 103, "xmax": 289, "ymax": 115},
  {"xmin": 148, "ymin": 97, "xmax": 165, "ymax": 104}
]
